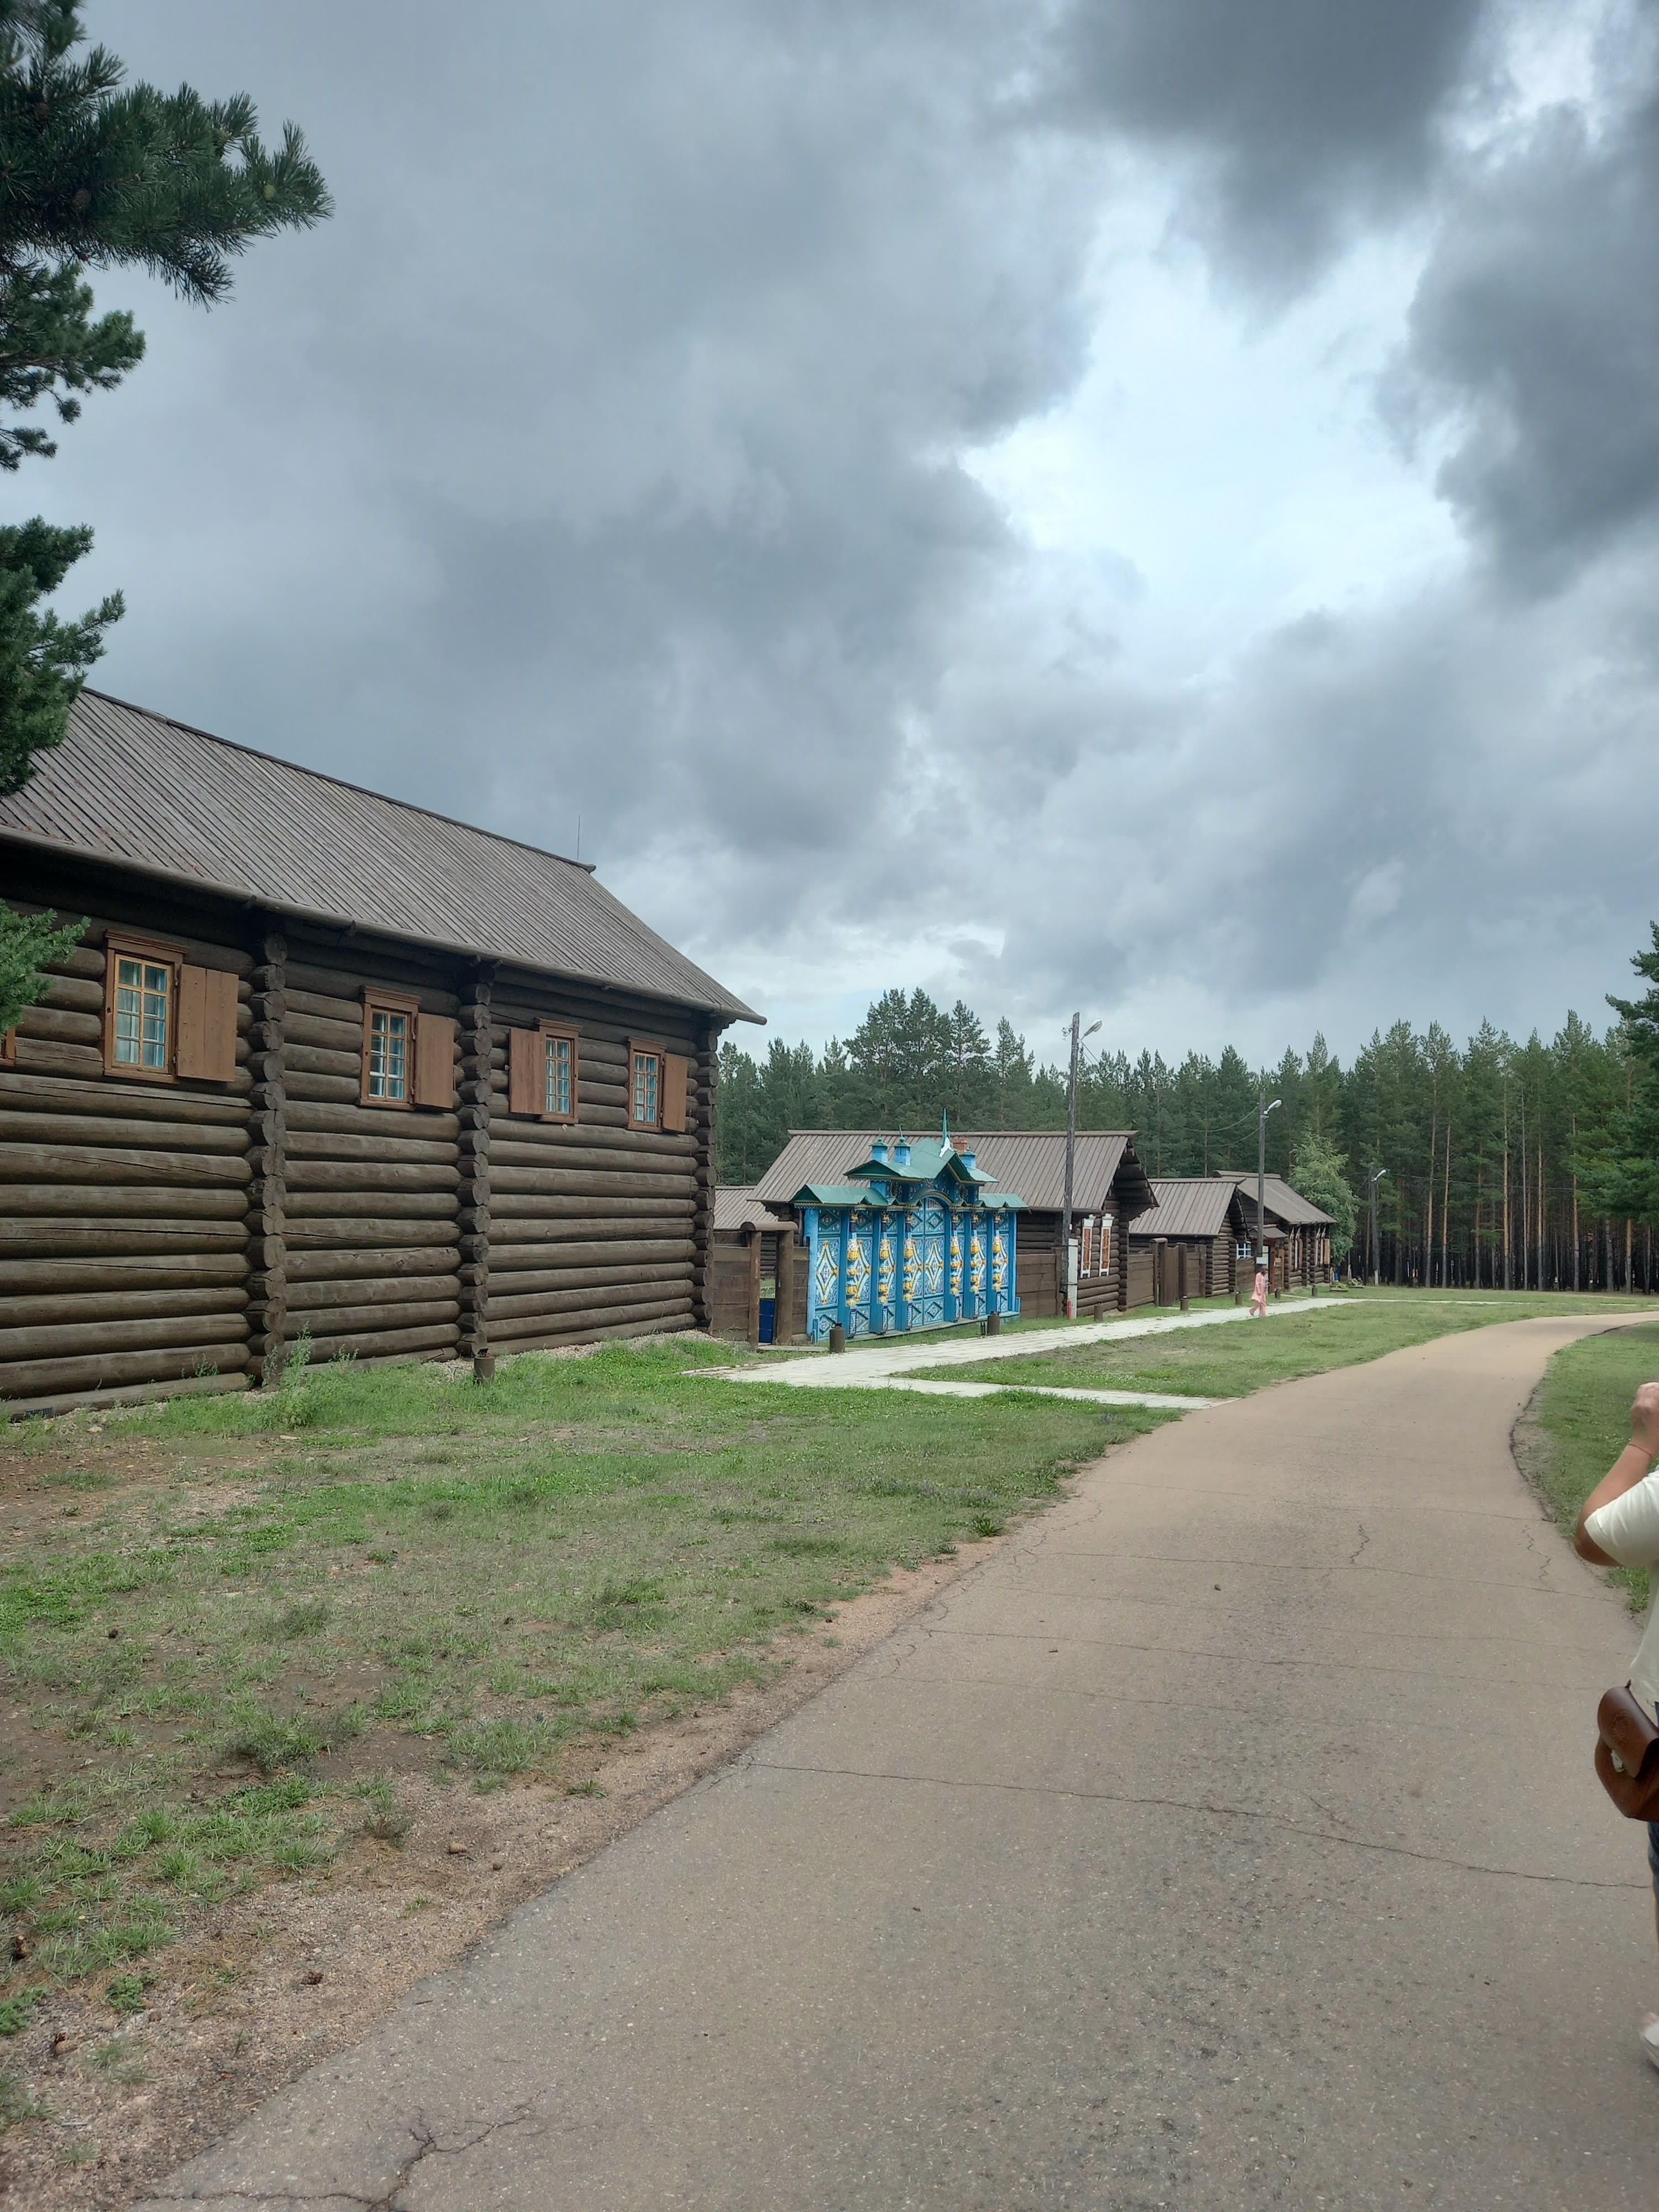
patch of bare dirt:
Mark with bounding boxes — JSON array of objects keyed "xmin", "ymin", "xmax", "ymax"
[{"xmin": 0, "ymin": 1514, "xmax": 1036, "ymax": 2209}]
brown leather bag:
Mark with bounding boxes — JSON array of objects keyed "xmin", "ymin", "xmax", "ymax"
[{"xmin": 1594, "ymin": 1686, "xmax": 1659, "ymax": 1820}]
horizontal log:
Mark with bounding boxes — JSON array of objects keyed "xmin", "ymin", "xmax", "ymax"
[
  {"xmin": 285, "ymin": 1245, "xmax": 456, "ymax": 1283},
  {"xmin": 290, "ymin": 1297, "xmax": 458, "ymax": 1338},
  {"xmin": 0, "ymin": 1287, "xmax": 249, "ymax": 1329},
  {"xmin": 11, "ymin": 1039, "xmax": 105, "ymax": 1079},
  {"xmin": 3, "ymin": 1184, "xmax": 249, "ymax": 1220},
  {"xmin": 0, "ymin": 1140, "xmax": 252, "ymax": 1188},
  {"xmin": 285, "ymin": 1070, "xmax": 365, "ymax": 1107},
  {"xmin": 488, "ymin": 1134, "xmax": 696, "ymax": 1171},
  {"xmin": 43, "ymin": 943, "xmax": 106, "ymax": 982},
  {"xmin": 286, "ymin": 1219, "xmax": 458, "ymax": 1251},
  {"xmin": 491, "ymin": 1296, "xmax": 693, "ymax": 1345},
  {"xmin": 490, "ymin": 1238, "xmax": 695, "ymax": 1277},
  {"xmin": 287, "ymin": 1272, "xmax": 461, "ymax": 1312},
  {"xmin": 300, "ymin": 1321, "xmax": 458, "ymax": 1363},
  {"xmin": 286, "ymin": 1158, "xmax": 459, "ymax": 1194},
  {"xmin": 489, "ymin": 1164, "xmax": 696, "ymax": 1199},
  {"xmin": 285, "ymin": 1190, "xmax": 457, "ymax": 1221},
  {"xmin": 0, "ymin": 1071, "xmax": 246, "ymax": 1126},
  {"xmin": 0, "ymin": 1108, "xmax": 249, "ymax": 1156},
  {"xmin": 17, "ymin": 1004, "xmax": 101, "ymax": 1046},
  {"xmin": 283, "ymin": 1125, "xmax": 455, "ymax": 1167},
  {"xmin": 0, "ymin": 1311, "xmax": 248, "ymax": 1362},
  {"xmin": 489, "ymin": 1277, "xmax": 692, "ymax": 1322},
  {"xmin": 35, "ymin": 974, "xmax": 103, "ymax": 1015},
  {"xmin": 484, "ymin": 1212, "xmax": 699, "ymax": 1248},
  {"xmin": 0, "ymin": 1221, "xmax": 248, "ymax": 1257},
  {"xmin": 488, "ymin": 1267, "xmax": 690, "ymax": 1317},
  {"xmin": 284, "ymin": 958, "xmax": 457, "ymax": 1013},
  {"xmin": 285, "ymin": 1041, "xmax": 362, "ymax": 1082},
  {"xmin": 489, "ymin": 1183, "xmax": 697, "ymax": 1216},
  {"xmin": 2, "ymin": 1370, "xmax": 247, "ymax": 1423},
  {"xmin": 284, "ymin": 1008, "xmax": 364, "ymax": 1053},
  {"xmin": 0, "ymin": 1254, "xmax": 247, "ymax": 1295},
  {"xmin": 0, "ymin": 1342, "xmax": 252, "ymax": 1399}
]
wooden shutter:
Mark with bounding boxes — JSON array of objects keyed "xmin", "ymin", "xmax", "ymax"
[
  {"xmin": 661, "ymin": 1052, "xmax": 691, "ymax": 1133},
  {"xmin": 414, "ymin": 1013, "xmax": 458, "ymax": 1109},
  {"xmin": 509, "ymin": 1025, "xmax": 539, "ymax": 1116},
  {"xmin": 176, "ymin": 964, "xmax": 238, "ymax": 1083}
]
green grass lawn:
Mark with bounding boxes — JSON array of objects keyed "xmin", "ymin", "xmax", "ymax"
[
  {"xmin": 1522, "ymin": 1317, "xmax": 1659, "ymax": 1614},
  {"xmin": 919, "ymin": 1287, "xmax": 1659, "ymax": 1400},
  {"xmin": 0, "ymin": 1339, "xmax": 1157, "ymax": 2010}
]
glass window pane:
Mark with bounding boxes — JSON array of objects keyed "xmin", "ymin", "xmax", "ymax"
[
  {"xmin": 546, "ymin": 1035, "xmax": 572, "ymax": 1117},
  {"xmin": 114, "ymin": 953, "xmax": 169, "ymax": 1068},
  {"xmin": 369, "ymin": 1006, "xmax": 408, "ymax": 1099},
  {"xmin": 634, "ymin": 1052, "xmax": 659, "ymax": 1125}
]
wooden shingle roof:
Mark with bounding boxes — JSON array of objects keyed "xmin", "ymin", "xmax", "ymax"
[{"xmin": 0, "ymin": 691, "xmax": 759, "ymax": 1021}]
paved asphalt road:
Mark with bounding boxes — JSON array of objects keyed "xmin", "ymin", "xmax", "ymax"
[{"xmin": 140, "ymin": 1316, "xmax": 1659, "ymax": 2210}]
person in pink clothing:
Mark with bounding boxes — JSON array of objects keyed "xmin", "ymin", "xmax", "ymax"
[{"xmin": 1249, "ymin": 1261, "xmax": 1269, "ymax": 1319}]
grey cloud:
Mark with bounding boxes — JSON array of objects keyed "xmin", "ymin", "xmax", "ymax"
[
  {"xmin": 1048, "ymin": 0, "xmax": 1490, "ymax": 290},
  {"xmin": 1395, "ymin": 81, "xmax": 1659, "ymax": 590}
]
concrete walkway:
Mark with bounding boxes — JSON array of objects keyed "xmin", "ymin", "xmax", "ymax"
[
  {"xmin": 140, "ymin": 1316, "xmax": 1659, "ymax": 2210},
  {"xmin": 702, "ymin": 1285, "xmax": 1366, "ymax": 1410}
]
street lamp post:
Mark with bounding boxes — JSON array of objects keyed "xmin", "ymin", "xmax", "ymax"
[
  {"xmin": 1061, "ymin": 1014, "xmax": 1102, "ymax": 1319},
  {"xmin": 1257, "ymin": 1091, "xmax": 1281, "ymax": 1292},
  {"xmin": 1369, "ymin": 1166, "xmax": 1388, "ymax": 1287}
]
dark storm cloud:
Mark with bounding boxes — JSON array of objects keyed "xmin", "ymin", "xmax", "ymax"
[
  {"xmin": 43, "ymin": 0, "xmax": 1659, "ymax": 1055},
  {"xmin": 1049, "ymin": 0, "xmax": 1490, "ymax": 288},
  {"xmin": 1395, "ymin": 85, "xmax": 1659, "ymax": 589}
]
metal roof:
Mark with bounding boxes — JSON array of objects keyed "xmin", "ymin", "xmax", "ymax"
[
  {"xmin": 0, "ymin": 690, "xmax": 759, "ymax": 1022},
  {"xmin": 1125, "ymin": 1178, "xmax": 1240, "ymax": 1239},
  {"xmin": 753, "ymin": 1129, "xmax": 1149, "ymax": 1214},
  {"xmin": 713, "ymin": 1186, "xmax": 770, "ymax": 1233}
]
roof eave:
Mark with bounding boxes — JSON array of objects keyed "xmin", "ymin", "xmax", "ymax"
[{"xmin": 0, "ymin": 825, "xmax": 763, "ymax": 1025}]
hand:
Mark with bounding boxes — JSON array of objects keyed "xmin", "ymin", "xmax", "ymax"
[{"xmin": 1630, "ymin": 1381, "xmax": 1659, "ymax": 1460}]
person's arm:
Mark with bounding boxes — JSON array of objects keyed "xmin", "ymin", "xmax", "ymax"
[{"xmin": 1574, "ymin": 1380, "xmax": 1659, "ymax": 1564}]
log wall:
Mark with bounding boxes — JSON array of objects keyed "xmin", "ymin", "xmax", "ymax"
[{"xmin": 2, "ymin": 864, "xmax": 729, "ymax": 1416}]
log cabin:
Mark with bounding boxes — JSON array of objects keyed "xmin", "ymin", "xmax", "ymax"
[
  {"xmin": 0, "ymin": 690, "xmax": 758, "ymax": 1417},
  {"xmin": 749, "ymin": 1128, "xmax": 1155, "ymax": 1319},
  {"xmin": 1126, "ymin": 1172, "xmax": 1334, "ymax": 1301}
]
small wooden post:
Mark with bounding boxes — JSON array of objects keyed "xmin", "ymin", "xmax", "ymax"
[
  {"xmin": 828, "ymin": 1322, "xmax": 846, "ymax": 1354},
  {"xmin": 1178, "ymin": 1244, "xmax": 1189, "ymax": 1313},
  {"xmin": 987, "ymin": 1309, "xmax": 1001, "ymax": 1337},
  {"xmin": 745, "ymin": 1225, "xmax": 762, "ymax": 1348},
  {"xmin": 774, "ymin": 1229, "xmax": 794, "ymax": 1348}
]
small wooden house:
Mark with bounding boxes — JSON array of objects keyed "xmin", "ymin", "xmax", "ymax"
[
  {"xmin": 0, "ymin": 690, "xmax": 758, "ymax": 1416},
  {"xmin": 750, "ymin": 1129, "xmax": 1154, "ymax": 1318},
  {"xmin": 1126, "ymin": 1172, "xmax": 1334, "ymax": 1301}
]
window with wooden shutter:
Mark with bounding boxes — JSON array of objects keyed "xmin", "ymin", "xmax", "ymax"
[
  {"xmin": 176, "ymin": 965, "xmax": 239, "ymax": 1083},
  {"xmin": 362, "ymin": 989, "xmax": 419, "ymax": 1107},
  {"xmin": 661, "ymin": 1051, "xmax": 690, "ymax": 1134},
  {"xmin": 1099, "ymin": 1214, "xmax": 1112, "ymax": 1277},
  {"xmin": 104, "ymin": 933, "xmax": 184, "ymax": 1082},
  {"xmin": 509, "ymin": 1022, "xmax": 581, "ymax": 1120},
  {"xmin": 628, "ymin": 1042, "xmax": 662, "ymax": 1130},
  {"xmin": 1080, "ymin": 1219, "xmax": 1094, "ymax": 1277},
  {"xmin": 414, "ymin": 1013, "xmax": 457, "ymax": 1109}
]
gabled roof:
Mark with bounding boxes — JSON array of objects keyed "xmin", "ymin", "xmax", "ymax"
[
  {"xmin": 752, "ymin": 1129, "xmax": 1150, "ymax": 1215},
  {"xmin": 1126, "ymin": 1178, "xmax": 1241, "ymax": 1240},
  {"xmin": 713, "ymin": 1186, "xmax": 772, "ymax": 1233},
  {"xmin": 848, "ymin": 1138, "xmax": 983, "ymax": 1187},
  {"xmin": 1221, "ymin": 1172, "xmax": 1334, "ymax": 1229},
  {"xmin": 0, "ymin": 690, "xmax": 759, "ymax": 1022}
]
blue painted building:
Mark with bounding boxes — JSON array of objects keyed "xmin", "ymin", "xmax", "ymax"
[{"xmin": 786, "ymin": 1135, "xmax": 1024, "ymax": 1340}]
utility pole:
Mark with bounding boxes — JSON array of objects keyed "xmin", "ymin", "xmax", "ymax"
[
  {"xmin": 1369, "ymin": 1165, "xmax": 1387, "ymax": 1287},
  {"xmin": 1061, "ymin": 1014, "xmax": 1101, "ymax": 1319},
  {"xmin": 1258, "ymin": 1089, "xmax": 1281, "ymax": 1291}
]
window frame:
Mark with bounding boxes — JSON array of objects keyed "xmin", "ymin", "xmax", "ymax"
[
  {"xmin": 103, "ymin": 932, "xmax": 185, "ymax": 1084},
  {"xmin": 361, "ymin": 988, "xmax": 420, "ymax": 1110},
  {"xmin": 538, "ymin": 1021, "xmax": 580, "ymax": 1124},
  {"xmin": 628, "ymin": 1037, "xmax": 667, "ymax": 1131}
]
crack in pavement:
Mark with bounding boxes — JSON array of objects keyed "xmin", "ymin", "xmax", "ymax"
[
  {"xmin": 748, "ymin": 1757, "xmax": 1650, "ymax": 1890},
  {"xmin": 1349, "ymin": 1522, "xmax": 1370, "ymax": 1567},
  {"xmin": 147, "ymin": 2106, "xmax": 539, "ymax": 2211}
]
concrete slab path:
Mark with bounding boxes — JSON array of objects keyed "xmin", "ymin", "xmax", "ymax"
[{"xmin": 139, "ymin": 1314, "xmax": 1659, "ymax": 2211}]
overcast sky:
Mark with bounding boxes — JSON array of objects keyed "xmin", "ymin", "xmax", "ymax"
[{"xmin": 35, "ymin": 1, "xmax": 1659, "ymax": 1061}]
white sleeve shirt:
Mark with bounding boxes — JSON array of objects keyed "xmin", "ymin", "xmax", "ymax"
[{"xmin": 1585, "ymin": 1468, "xmax": 1659, "ymax": 1715}]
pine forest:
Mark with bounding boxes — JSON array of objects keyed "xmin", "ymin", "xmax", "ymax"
[{"xmin": 716, "ymin": 926, "xmax": 1659, "ymax": 1293}]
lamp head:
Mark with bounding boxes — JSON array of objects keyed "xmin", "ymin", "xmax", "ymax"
[{"xmin": 1084, "ymin": 1021, "xmax": 1102, "ymax": 1040}]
